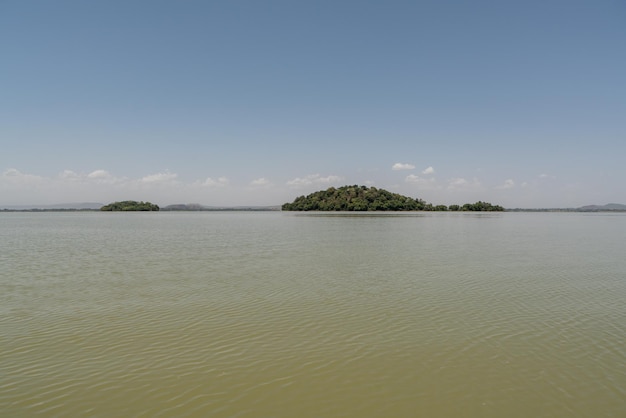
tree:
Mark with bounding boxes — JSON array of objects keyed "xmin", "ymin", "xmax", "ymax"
[
  {"xmin": 282, "ymin": 186, "xmax": 427, "ymax": 211},
  {"xmin": 460, "ymin": 201, "xmax": 504, "ymax": 212},
  {"xmin": 101, "ymin": 201, "xmax": 160, "ymax": 211},
  {"xmin": 281, "ymin": 186, "xmax": 504, "ymax": 212}
]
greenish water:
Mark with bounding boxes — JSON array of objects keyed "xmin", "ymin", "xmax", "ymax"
[{"xmin": 1, "ymin": 212, "xmax": 625, "ymax": 417}]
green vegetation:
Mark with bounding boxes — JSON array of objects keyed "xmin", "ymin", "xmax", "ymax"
[
  {"xmin": 282, "ymin": 185, "xmax": 424, "ymax": 211},
  {"xmin": 281, "ymin": 185, "xmax": 504, "ymax": 212},
  {"xmin": 100, "ymin": 201, "xmax": 160, "ymax": 211},
  {"xmin": 457, "ymin": 201, "xmax": 504, "ymax": 211}
]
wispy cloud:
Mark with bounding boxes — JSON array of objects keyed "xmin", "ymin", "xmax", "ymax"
[
  {"xmin": 287, "ymin": 174, "xmax": 343, "ymax": 187},
  {"xmin": 1, "ymin": 168, "xmax": 294, "ymax": 207},
  {"xmin": 199, "ymin": 177, "xmax": 229, "ymax": 187},
  {"xmin": 405, "ymin": 174, "xmax": 440, "ymax": 190},
  {"xmin": 539, "ymin": 173, "xmax": 556, "ymax": 180},
  {"xmin": 86, "ymin": 169, "xmax": 126, "ymax": 184},
  {"xmin": 495, "ymin": 179, "xmax": 515, "ymax": 190},
  {"xmin": 250, "ymin": 177, "xmax": 270, "ymax": 186},
  {"xmin": 2, "ymin": 168, "xmax": 44, "ymax": 184},
  {"xmin": 422, "ymin": 166, "xmax": 435, "ymax": 175},
  {"xmin": 447, "ymin": 177, "xmax": 483, "ymax": 191},
  {"xmin": 392, "ymin": 163, "xmax": 415, "ymax": 171},
  {"xmin": 59, "ymin": 170, "xmax": 82, "ymax": 181},
  {"xmin": 140, "ymin": 171, "xmax": 178, "ymax": 184},
  {"xmin": 3, "ymin": 168, "xmax": 128, "ymax": 188},
  {"xmin": 88, "ymin": 169, "xmax": 112, "ymax": 180}
]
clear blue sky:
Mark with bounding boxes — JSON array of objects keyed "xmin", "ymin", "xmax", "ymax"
[{"xmin": 2, "ymin": 0, "xmax": 625, "ymax": 207}]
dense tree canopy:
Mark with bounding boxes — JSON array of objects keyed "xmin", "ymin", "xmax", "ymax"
[
  {"xmin": 100, "ymin": 201, "xmax": 160, "ymax": 211},
  {"xmin": 282, "ymin": 185, "xmax": 504, "ymax": 212},
  {"xmin": 282, "ymin": 185, "xmax": 424, "ymax": 211},
  {"xmin": 458, "ymin": 201, "xmax": 504, "ymax": 211}
]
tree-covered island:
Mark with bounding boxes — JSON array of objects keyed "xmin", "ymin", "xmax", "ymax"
[
  {"xmin": 282, "ymin": 185, "xmax": 503, "ymax": 211},
  {"xmin": 100, "ymin": 201, "xmax": 160, "ymax": 211}
]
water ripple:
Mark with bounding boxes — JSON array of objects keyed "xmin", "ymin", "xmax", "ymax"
[{"xmin": 1, "ymin": 212, "xmax": 626, "ymax": 417}]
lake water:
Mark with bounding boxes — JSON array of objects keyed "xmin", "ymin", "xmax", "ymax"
[{"xmin": 1, "ymin": 211, "xmax": 625, "ymax": 417}]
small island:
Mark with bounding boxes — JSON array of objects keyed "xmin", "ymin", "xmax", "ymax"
[
  {"xmin": 101, "ymin": 201, "xmax": 160, "ymax": 211},
  {"xmin": 282, "ymin": 185, "xmax": 503, "ymax": 212}
]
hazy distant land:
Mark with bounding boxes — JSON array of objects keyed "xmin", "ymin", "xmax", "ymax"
[
  {"xmin": 161, "ymin": 204, "xmax": 281, "ymax": 211},
  {"xmin": 1, "ymin": 200, "xmax": 624, "ymax": 213},
  {"xmin": 507, "ymin": 203, "xmax": 626, "ymax": 212}
]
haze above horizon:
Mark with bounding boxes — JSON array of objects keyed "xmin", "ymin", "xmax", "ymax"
[{"xmin": 2, "ymin": 0, "xmax": 625, "ymax": 208}]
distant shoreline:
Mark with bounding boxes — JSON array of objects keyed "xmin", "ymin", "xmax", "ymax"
[
  {"xmin": 507, "ymin": 208, "xmax": 626, "ymax": 213},
  {"xmin": 2, "ymin": 207, "xmax": 625, "ymax": 213},
  {"xmin": 0, "ymin": 207, "xmax": 281, "ymax": 212}
]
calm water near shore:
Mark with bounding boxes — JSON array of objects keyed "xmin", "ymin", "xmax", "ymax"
[{"xmin": 1, "ymin": 211, "xmax": 625, "ymax": 417}]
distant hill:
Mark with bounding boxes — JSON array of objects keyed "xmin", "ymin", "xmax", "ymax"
[
  {"xmin": 162, "ymin": 204, "xmax": 280, "ymax": 211},
  {"xmin": 162, "ymin": 204, "xmax": 206, "ymax": 211},
  {"xmin": 578, "ymin": 203, "xmax": 626, "ymax": 211}
]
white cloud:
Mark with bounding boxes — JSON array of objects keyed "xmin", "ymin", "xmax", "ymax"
[
  {"xmin": 447, "ymin": 177, "xmax": 483, "ymax": 191},
  {"xmin": 318, "ymin": 175, "xmax": 342, "ymax": 183},
  {"xmin": 287, "ymin": 174, "xmax": 343, "ymax": 188},
  {"xmin": 1, "ymin": 168, "xmax": 89, "ymax": 205},
  {"xmin": 1, "ymin": 168, "xmax": 44, "ymax": 184},
  {"xmin": 405, "ymin": 174, "xmax": 440, "ymax": 190},
  {"xmin": 495, "ymin": 179, "xmax": 515, "ymax": 190},
  {"xmin": 200, "ymin": 177, "xmax": 229, "ymax": 187},
  {"xmin": 3, "ymin": 168, "xmax": 19, "ymax": 177},
  {"xmin": 250, "ymin": 177, "xmax": 270, "ymax": 186},
  {"xmin": 59, "ymin": 170, "xmax": 81, "ymax": 181},
  {"xmin": 392, "ymin": 163, "xmax": 415, "ymax": 171},
  {"xmin": 1, "ymin": 168, "xmax": 264, "ymax": 206},
  {"xmin": 85, "ymin": 169, "xmax": 124, "ymax": 185},
  {"xmin": 140, "ymin": 171, "xmax": 178, "ymax": 184},
  {"xmin": 448, "ymin": 178, "xmax": 467, "ymax": 187},
  {"xmin": 422, "ymin": 166, "xmax": 435, "ymax": 175},
  {"xmin": 88, "ymin": 169, "xmax": 111, "ymax": 179}
]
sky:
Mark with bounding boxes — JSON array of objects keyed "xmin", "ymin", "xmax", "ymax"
[{"xmin": 2, "ymin": 0, "xmax": 625, "ymax": 208}]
